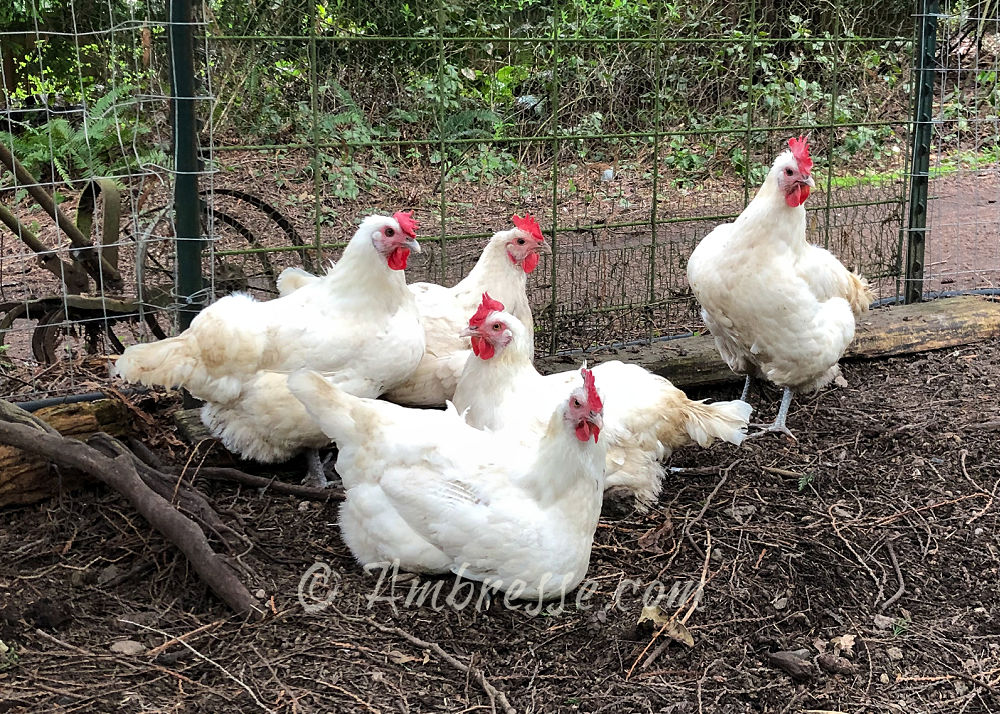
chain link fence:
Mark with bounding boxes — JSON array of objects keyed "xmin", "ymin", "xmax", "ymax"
[{"xmin": 2, "ymin": 0, "xmax": 994, "ymax": 401}]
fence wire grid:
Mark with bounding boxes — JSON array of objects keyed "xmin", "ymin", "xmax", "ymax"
[{"xmin": 0, "ymin": 0, "xmax": 996, "ymax": 401}]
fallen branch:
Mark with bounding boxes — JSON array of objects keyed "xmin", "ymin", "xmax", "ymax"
[{"xmin": 0, "ymin": 401, "xmax": 262, "ymax": 617}]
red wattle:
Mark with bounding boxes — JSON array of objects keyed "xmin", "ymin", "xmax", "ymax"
[
  {"xmin": 387, "ymin": 247, "xmax": 410, "ymax": 270},
  {"xmin": 784, "ymin": 184, "xmax": 811, "ymax": 208},
  {"xmin": 522, "ymin": 252, "xmax": 539, "ymax": 274},
  {"xmin": 574, "ymin": 422, "xmax": 599, "ymax": 442},
  {"xmin": 470, "ymin": 335, "xmax": 495, "ymax": 360}
]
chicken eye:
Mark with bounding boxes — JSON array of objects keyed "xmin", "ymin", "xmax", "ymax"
[
  {"xmin": 784, "ymin": 168, "xmax": 794, "ymax": 176},
  {"xmin": 573, "ymin": 398, "xmax": 581, "ymax": 408},
  {"xmin": 492, "ymin": 322, "xmax": 502, "ymax": 330},
  {"xmin": 516, "ymin": 238, "xmax": 526, "ymax": 245},
  {"xmin": 385, "ymin": 227, "xmax": 396, "ymax": 237}
]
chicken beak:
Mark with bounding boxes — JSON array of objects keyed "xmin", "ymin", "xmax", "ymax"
[
  {"xmin": 804, "ymin": 175, "xmax": 815, "ymax": 188},
  {"xmin": 405, "ymin": 238, "xmax": 421, "ymax": 254},
  {"xmin": 459, "ymin": 325, "xmax": 477, "ymax": 338},
  {"xmin": 536, "ymin": 240, "xmax": 552, "ymax": 255},
  {"xmin": 589, "ymin": 411, "xmax": 604, "ymax": 431}
]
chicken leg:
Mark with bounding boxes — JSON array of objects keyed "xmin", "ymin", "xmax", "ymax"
[
  {"xmin": 747, "ymin": 387, "xmax": 796, "ymax": 441},
  {"xmin": 302, "ymin": 449, "xmax": 332, "ymax": 488},
  {"xmin": 740, "ymin": 375, "xmax": 753, "ymax": 402}
]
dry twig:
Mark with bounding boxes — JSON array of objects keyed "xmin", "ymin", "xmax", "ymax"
[{"xmin": 366, "ymin": 618, "xmax": 517, "ymax": 714}]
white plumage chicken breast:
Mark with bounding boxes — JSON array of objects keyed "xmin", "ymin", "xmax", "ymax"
[
  {"xmin": 686, "ymin": 137, "xmax": 871, "ymax": 438},
  {"xmin": 287, "ymin": 366, "xmax": 607, "ymax": 600}
]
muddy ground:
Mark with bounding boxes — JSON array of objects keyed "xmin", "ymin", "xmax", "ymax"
[{"xmin": 1, "ymin": 334, "xmax": 999, "ymax": 713}]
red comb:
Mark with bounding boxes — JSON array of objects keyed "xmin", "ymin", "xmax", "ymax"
[
  {"xmin": 581, "ymin": 368, "xmax": 603, "ymax": 411},
  {"xmin": 788, "ymin": 136, "xmax": 813, "ymax": 175},
  {"xmin": 512, "ymin": 213, "xmax": 544, "ymax": 242},
  {"xmin": 393, "ymin": 211, "xmax": 419, "ymax": 238},
  {"xmin": 468, "ymin": 292, "xmax": 506, "ymax": 329}
]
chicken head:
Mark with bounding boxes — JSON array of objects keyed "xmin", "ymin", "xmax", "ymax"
[
  {"xmin": 566, "ymin": 367, "xmax": 604, "ymax": 443},
  {"xmin": 777, "ymin": 136, "xmax": 815, "ymax": 208},
  {"xmin": 372, "ymin": 210, "xmax": 421, "ymax": 270},
  {"xmin": 508, "ymin": 213, "xmax": 551, "ymax": 274},
  {"xmin": 462, "ymin": 292, "xmax": 511, "ymax": 359}
]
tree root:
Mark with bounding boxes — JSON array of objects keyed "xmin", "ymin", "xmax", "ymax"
[{"xmin": 0, "ymin": 399, "xmax": 264, "ymax": 618}]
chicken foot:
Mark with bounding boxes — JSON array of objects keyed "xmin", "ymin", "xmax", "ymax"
[
  {"xmin": 302, "ymin": 448, "xmax": 335, "ymax": 488},
  {"xmin": 746, "ymin": 386, "xmax": 797, "ymax": 441}
]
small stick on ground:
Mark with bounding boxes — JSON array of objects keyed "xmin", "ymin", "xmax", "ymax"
[
  {"xmin": 196, "ymin": 467, "xmax": 344, "ymax": 501},
  {"xmin": 145, "ymin": 619, "xmax": 225, "ymax": 658},
  {"xmin": 124, "ymin": 619, "xmax": 276, "ymax": 713},
  {"xmin": 879, "ymin": 539, "xmax": 905, "ymax": 611},
  {"xmin": 680, "ymin": 462, "xmax": 737, "ymax": 562},
  {"xmin": 630, "ymin": 532, "xmax": 713, "ymax": 678},
  {"xmin": 762, "ymin": 465, "xmax": 805, "ymax": 478},
  {"xmin": 367, "ymin": 618, "xmax": 516, "ymax": 714}
]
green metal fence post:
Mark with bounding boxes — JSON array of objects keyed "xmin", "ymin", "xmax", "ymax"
[
  {"xmin": 169, "ymin": 0, "xmax": 203, "ymax": 330},
  {"xmin": 548, "ymin": 0, "xmax": 560, "ymax": 356},
  {"xmin": 904, "ymin": 0, "xmax": 939, "ymax": 304}
]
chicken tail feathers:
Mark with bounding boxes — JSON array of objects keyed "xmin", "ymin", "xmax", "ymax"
[
  {"xmin": 846, "ymin": 271, "xmax": 873, "ymax": 317},
  {"xmin": 276, "ymin": 266, "xmax": 320, "ymax": 297},
  {"xmin": 113, "ymin": 335, "xmax": 200, "ymax": 392},
  {"xmin": 679, "ymin": 398, "xmax": 754, "ymax": 448},
  {"xmin": 288, "ymin": 369, "xmax": 358, "ymax": 443}
]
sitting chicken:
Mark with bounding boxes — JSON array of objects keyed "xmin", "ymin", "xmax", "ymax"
[
  {"xmin": 686, "ymin": 137, "xmax": 871, "ymax": 438},
  {"xmin": 453, "ymin": 294, "xmax": 752, "ymax": 510},
  {"xmin": 287, "ymin": 367, "xmax": 607, "ymax": 600},
  {"xmin": 113, "ymin": 212, "xmax": 424, "ymax": 485},
  {"xmin": 276, "ymin": 214, "xmax": 550, "ymax": 406}
]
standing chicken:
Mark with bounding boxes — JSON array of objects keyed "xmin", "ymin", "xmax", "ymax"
[
  {"xmin": 453, "ymin": 294, "xmax": 752, "ymax": 510},
  {"xmin": 686, "ymin": 137, "xmax": 871, "ymax": 438},
  {"xmin": 276, "ymin": 214, "xmax": 550, "ymax": 406},
  {"xmin": 113, "ymin": 212, "xmax": 424, "ymax": 485},
  {"xmin": 287, "ymin": 367, "xmax": 607, "ymax": 600}
]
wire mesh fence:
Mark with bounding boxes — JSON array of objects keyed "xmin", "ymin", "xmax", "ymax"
[
  {"xmin": 1, "ymin": 0, "xmax": 994, "ymax": 402},
  {"xmin": 0, "ymin": 0, "xmax": 179, "ymax": 399},
  {"xmin": 921, "ymin": 0, "xmax": 1000, "ymax": 294}
]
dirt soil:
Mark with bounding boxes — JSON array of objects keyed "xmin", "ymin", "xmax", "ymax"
[{"xmin": 2, "ymin": 338, "xmax": 999, "ymax": 713}]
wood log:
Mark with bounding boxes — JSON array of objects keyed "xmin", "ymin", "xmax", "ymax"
[
  {"xmin": 539, "ymin": 296, "xmax": 1000, "ymax": 389},
  {"xmin": 0, "ymin": 399, "xmax": 131, "ymax": 507}
]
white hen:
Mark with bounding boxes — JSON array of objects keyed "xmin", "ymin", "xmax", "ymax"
[
  {"xmin": 276, "ymin": 214, "xmax": 549, "ymax": 407},
  {"xmin": 287, "ymin": 367, "xmax": 607, "ymax": 600},
  {"xmin": 452, "ymin": 294, "xmax": 752, "ymax": 510},
  {"xmin": 113, "ymin": 212, "xmax": 425, "ymax": 483},
  {"xmin": 686, "ymin": 137, "xmax": 871, "ymax": 437}
]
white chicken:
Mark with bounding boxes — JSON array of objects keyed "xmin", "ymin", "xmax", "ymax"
[
  {"xmin": 452, "ymin": 294, "xmax": 752, "ymax": 510},
  {"xmin": 276, "ymin": 214, "xmax": 550, "ymax": 406},
  {"xmin": 113, "ymin": 212, "xmax": 425, "ymax": 485},
  {"xmin": 686, "ymin": 137, "xmax": 871, "ymax": 437},
  {"xmin": 287, "ymin": 366, "xmax": 607, "ymax": 600}
]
